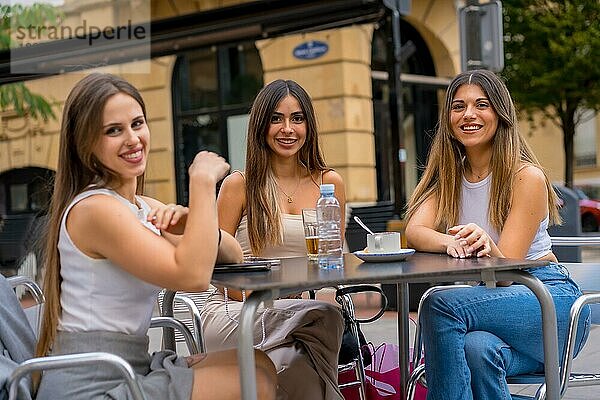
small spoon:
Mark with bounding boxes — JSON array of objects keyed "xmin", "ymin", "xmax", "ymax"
[{"xmin": 353, "ymin": 216, "xmax": 375, "ymax": 235}]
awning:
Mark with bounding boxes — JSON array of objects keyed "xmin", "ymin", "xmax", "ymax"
[{"xmin": 0, "ymin": 0, "xmax": 385, "ymax": 84}]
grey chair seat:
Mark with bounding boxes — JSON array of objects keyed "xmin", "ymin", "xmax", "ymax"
[{"xmin": 3, "ymin": 275, "xmax": 199, "ymax": 400}]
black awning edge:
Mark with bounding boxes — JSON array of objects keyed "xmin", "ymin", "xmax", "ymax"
[{"xmin": 0, "ymin": 0, "xmax": 385, "ymax": 84}]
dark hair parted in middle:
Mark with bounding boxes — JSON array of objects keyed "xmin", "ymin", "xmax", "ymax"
[{"xmin": 245, "ymin": 79, "xmax": 327, "ymax": 254}]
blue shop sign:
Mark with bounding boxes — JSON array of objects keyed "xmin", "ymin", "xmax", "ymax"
[{"xmin": 293, "ymin": 40, "xmax": 329, "ymax": 60}]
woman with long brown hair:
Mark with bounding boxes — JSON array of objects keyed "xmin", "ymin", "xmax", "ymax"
[
  {"xmin": 404, "ymin": 69, "xmax": 590, "ymax": 399},
  {"xmin": 35, "ymin": 73, "xmax": 276, "ymax": 400},
  {"xmin": 203, "ymin": 79, "xmax": 346, "ymax": 400}
]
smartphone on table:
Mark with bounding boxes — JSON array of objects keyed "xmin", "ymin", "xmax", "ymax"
[{"xmin": 213, "ymin": 260, "xmax": 273, "ymax": 273}]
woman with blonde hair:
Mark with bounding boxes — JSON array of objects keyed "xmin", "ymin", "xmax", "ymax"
[
  {"xmin": 203, "ymin": 79, "xmax": 346, "ymax": 400},
  {"xmin": 35, "ymin": 73, "xmax": 276, "ymax": 399},
  {"xmin": 405, "ymin": 69, "xmax": 591, "ymax": 399}
]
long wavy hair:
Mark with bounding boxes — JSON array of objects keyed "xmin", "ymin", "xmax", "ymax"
[
  {"xmin": 36, "ymin": 73, "xmax": 147, "ymax": 359},
  {"xmin": 405, "ymin": 69, "xmax": 560, "ymax": 233},
  {"xmin": 245, "ymin": 79, "xmax": 327, "ymax": 254}
]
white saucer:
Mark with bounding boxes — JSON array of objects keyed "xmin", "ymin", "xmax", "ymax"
[{"xmin": 353, "ymin": 249, "xmax": 415, "ymax": 263}]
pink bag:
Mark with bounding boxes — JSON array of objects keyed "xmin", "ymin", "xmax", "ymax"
[
  {"xmin": 339, "ymin": 342, "xmax": 427, "ymax": 400},
  {"xmin": 365, "ymin": 343, "xmax": 426, "ymax": 400}
]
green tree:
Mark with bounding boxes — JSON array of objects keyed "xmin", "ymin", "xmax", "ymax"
[
  {"xmin": 0, "ymin": 3, "xmax": 62, "ymax": 121},
  {"xmin": 502, "ymin": 0, "xmax": 600, "ymax": 188}
]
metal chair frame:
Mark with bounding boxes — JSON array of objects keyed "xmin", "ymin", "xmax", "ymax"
[
  {"xmin": 5, "ymin": 275, "xmax": 199, "ymax": 400},
  {"xmin": 407, "ymin": 235, "xmax": 600, "ymax": 400},
  {"xmin": 406, "ymin": 285, "xmax": 471, "ymax": 400},
  {"xmin": 334, "ymin": 287, "xmax": 372, "ymax": 400}
]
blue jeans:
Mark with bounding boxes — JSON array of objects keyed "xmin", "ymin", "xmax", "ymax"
[{"xmin": 420, "ymin": 264, "xmax": 591, "ymax": 400}]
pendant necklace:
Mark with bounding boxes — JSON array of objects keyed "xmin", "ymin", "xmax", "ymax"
[
  {"xmin": 277, "ymin": 176, "xmax": 301, "ymax": 203},
  {"xmin": 468, "ymin": 163, "xmax": 489, "ymax": 180},
  {"xmin": 473, "ymin": 169, "xmax": 489, "ymax": 180}
]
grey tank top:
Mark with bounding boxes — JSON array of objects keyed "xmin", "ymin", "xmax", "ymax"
[{"xmin": 459, "ymin": 174, "xmax": 552, "ymax": 260}]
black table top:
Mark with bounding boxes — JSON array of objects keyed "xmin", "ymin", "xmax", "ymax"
[{"xmin": 210, "ymin": 252, "xmax": 548, "ymax": 293}]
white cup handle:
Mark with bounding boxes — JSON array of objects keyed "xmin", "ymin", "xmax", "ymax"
[{"xmin": 374, "ymin": 235, "xmax": 382, "ymax": 251}]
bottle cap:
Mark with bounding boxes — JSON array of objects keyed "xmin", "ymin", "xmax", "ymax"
[{"xmin": 320, "ymin": 183, "xmax": 335, "ymax": 195}]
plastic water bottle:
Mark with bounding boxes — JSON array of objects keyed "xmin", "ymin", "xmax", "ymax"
[{"xmin": 316, "ymin": 183, "xmax": 343, "ymax": 269}]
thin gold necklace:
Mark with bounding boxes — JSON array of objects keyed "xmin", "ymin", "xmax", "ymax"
[
  {"xmin": 471, "ymin": 168, "xmax": 489, "ymax": 180},
  {"xmin": 276, "ymin": 176, "xmax": 301, "ymax": 203}
]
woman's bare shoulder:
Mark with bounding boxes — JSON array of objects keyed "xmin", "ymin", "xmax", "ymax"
[
  {"xmin": 222, "ymin": 170, "xmax": 246, "ymax": 188},
  {"xmin": 513, "ymin": 164, "xmax": 549, "ymax": 204},
  {"xmin": 218, "ymin": 171, "xmax": 247, "ymax": 209},
  {"xmin": 72, "ymin": 192, "xmax": 127, "ymax": 212},
  {"xmin": 322, "ymin": 169, "xmax": 345, "ymax": 185},
  {"xmin": 67, "ymin": 194, "xmax": 139, "ymax": 240},
  {"xmin": 515, "ymin": 164, "xmax": 546, "ymax": 185}
]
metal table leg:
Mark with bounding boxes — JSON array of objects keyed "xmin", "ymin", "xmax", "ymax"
[
  {"xmin": 498, "ymin": 270, "xmax": 560, "ymax": 400},
  {"xmin": 239, "ymin": 290, "xmax": 273, "ymax": 400},
  {"xmin": 397, "ymin": 282, "xmax": 410, "ymax": 399}
]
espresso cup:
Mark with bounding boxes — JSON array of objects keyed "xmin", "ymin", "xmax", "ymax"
[{"xmin": 366, "ymin": 232, "xmax": 401, "ymax": 253}]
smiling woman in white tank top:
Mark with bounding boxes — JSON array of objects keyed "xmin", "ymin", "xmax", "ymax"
[
  {"xmin": 35, "ymin": 73, "xmax": 276, "ymax": 400},
  {"xmin": 403, "ymin": 69, "xmax": 590, "ymax": 400}
]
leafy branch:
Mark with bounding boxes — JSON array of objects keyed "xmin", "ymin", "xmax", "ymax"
[
  {"xmin": 502, "ymin": 0, "xmax": 600, "ymax": 187},
  {"xmin": 0, "ymin": 3, "xmax": 64, "ymax": 122}
]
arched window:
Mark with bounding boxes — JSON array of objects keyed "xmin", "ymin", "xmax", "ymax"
[
  {"xmin": 172, "ymin": 42, "xmax": 263, "ymax": 204},
  {"xmin": 0, "ymin": 167, "xmax": 54, "ymax": 215},
  {"xmin": 371, "ymin": 20, "xmax": 438, "ymax": 202},
  {"xmin": 0, "ymin": 167, "xmax": 53, "ymax": 276}
]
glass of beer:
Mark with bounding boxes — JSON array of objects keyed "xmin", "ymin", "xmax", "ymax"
[{"xmin": 301, "ymin": 208, "xmax": 319, "ymax": 260}]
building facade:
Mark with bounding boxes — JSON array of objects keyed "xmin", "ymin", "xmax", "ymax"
[{"xmin": 1, "ymin": 0, "xmax": 598, "ymax": 222}]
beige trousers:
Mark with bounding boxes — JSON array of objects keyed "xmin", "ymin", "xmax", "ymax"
[{"xmin": 201, "ymin": 289, "xmax": 345, "ymax": 400}]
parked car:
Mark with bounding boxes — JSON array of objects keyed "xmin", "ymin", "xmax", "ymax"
[{"xmin": 574, "ymin": 188, "xmax": 600, "ymax": 232}]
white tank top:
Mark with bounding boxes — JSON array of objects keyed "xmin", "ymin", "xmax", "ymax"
[
  {"xmin": 459, "ymin": 174, "xmax": 552, "ymax": 260},
  {"xmin": 58, "ymin": 188, "xmax": 161, "ymax": 335}
]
